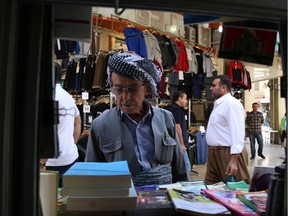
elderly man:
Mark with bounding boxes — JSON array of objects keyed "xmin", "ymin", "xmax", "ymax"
[{"xmin": 85, "ymin": 52, "xmax": 189, "ymax": 186}]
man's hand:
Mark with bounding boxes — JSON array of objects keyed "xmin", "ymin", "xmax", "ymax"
[
  {"xmin": 182, "ymin": 145, "xmax": 187, "ymax": 152},
  {"xmin": 225, "ymin": 154, "xmax": 239, "ymax": 176}
]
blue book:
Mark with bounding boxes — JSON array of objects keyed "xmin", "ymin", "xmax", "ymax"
[{"xmin": 63, "ymin": 161, "xmax": 132, "ymax": 189}]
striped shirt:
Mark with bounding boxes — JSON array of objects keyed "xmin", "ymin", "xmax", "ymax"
[{"xmin": 246, "ymin": 111, "xmax": 264, "ymax": 133}]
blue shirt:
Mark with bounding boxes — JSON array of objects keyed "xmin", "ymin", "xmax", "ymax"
[
  {"xmin": 124, "ymin": 27, "xmax": 147, "ymax": 58},
  {"xmin": 121, "ymin": 103, "xmax": 154, "ymax": 170}
]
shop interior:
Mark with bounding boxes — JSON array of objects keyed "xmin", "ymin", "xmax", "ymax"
[
  {"xmin": 55, "ymin": 6, "xmax": 286, "ymax": 157},
  {"xmin": 0, "ymin": 0, "xmax": 286, "ymax": 215}
]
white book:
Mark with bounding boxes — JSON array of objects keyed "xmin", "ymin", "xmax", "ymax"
[
  {"xmin": 39, "ymin": 170, "xmax": 58, "ymax": 216},
  {"xmin": 65, "ymin": 184, "xmax": 137, "ymax": 212}
]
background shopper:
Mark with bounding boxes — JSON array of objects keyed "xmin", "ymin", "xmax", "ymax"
[
  {"xmin": 44, "ymin": 62, "xmax": 82, "ymax": 187},
  {"xmin": 246, "ymin": 102, "xmax": 265, "ymax": 159},
  {"xmin": 205, "ymin": 75, "xmax": 250, "ymax": 185}
]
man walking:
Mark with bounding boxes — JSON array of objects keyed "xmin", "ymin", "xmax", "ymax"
[
  {"xmin": 205, "ymin": 75, "xmax": 250, "ymax": 185},
  {"xmin": 246, "ymin": 102, "xmax": 265, "ymax": 159}
]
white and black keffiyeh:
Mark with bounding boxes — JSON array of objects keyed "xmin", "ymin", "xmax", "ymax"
[{"xmin": 107, "ymin": 52, "xmax": 161, "ymax": 97}]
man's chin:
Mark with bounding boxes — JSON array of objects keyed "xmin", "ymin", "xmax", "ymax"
[{"xmin": 121, "ymin": 106, "xmax": 134, "ymax": 114}]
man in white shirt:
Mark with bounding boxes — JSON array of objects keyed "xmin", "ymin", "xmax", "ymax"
[
  {"xmin": 205, "ymin": 75, "xmax": 250, "ymax": 185},
  {"xmin": 45, "ymin": 62, "xmax": 81, "ymax": 187}
]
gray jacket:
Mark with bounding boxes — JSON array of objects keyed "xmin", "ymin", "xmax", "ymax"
[{"xmin": 85, "ymin": 105, "xmax": 189, "ymax": 183}]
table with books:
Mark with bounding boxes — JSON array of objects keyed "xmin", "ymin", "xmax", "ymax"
[{"xmin": 56, "ymin": 161, "xmax": 269, "ymax": 216}]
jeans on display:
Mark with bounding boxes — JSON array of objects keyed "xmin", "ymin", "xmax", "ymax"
[
  {"xmin": 183, "ymin": 151, "xmax": 191, "ymax": 179},
  {"xmin": 249, "ymin": 132, "xmax": 264, "ymax": 157}
]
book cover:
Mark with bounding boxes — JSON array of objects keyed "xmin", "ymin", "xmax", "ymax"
[
  {"xmin": 63, "ymin": 161, "xmax": 132, "ymax": 188},
  {"xmin": 237, "ymin": 191, "xmax": 268, "ymax": 216},
  {"xmin": 136, "ymin": 189, "xmax": 173, "ymax": 210},
  {"xmin": 168, "ymin": 189, "xmax": 229, "ymax": 215},
  {"xmin": 178, "ymin": 180, "xmax": 208, "ymax": 195},
  {"xmin": 202, "ymin": 189, "xmax": 258, "ymax": 216},
  {"xmin": 206, "ymin": 182, "xmax": 228, "ymax": 190},
  {"xmin": 226, "ymin": 180, "xmax": 249, "ymax": 191},
  {"xmin": 68, "ymin": 161, "xmax": 131, "ymax": 173},
  {"xmin": 158, "ymin": 182, "xmax": 182, "ymax": 190},
  {"xmin": 65, "ymin": 185, "xmax": 137, "ymax": 211}
]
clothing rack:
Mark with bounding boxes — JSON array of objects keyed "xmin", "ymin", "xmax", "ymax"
[
  {"xmin": 92, "ymin": 14, "xmax": 214, "ymax": 56},
  {"xmin": 110, "ymin": 14, "xmax": 181, "ymax": 41}
]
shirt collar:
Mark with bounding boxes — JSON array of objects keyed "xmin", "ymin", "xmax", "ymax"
[
  {"xmin": 120, "ymin": 100, "xmax": 152, "ymax": 120},
  {"xmin": 214, "ymin": 93, "xmax": 231, "ymax": 106}
]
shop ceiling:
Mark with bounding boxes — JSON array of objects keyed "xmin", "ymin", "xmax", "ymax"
[{"xmin": 23, "ymin": 0, "xmax": 287, "ymax": 22}]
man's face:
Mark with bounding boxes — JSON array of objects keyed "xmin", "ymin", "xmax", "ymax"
[
  {"xmin": 179, "ymin": 93, "xmax": 188, "ymax": 108},
  {"xmin": 210, "ymin": 78, "xmax": 225, "ymax": 99},
  {"xmin": 252, "ymin": 104, "xmax": 259, "ymax": 112},
  {"xmin": 111, "ymin": 73, "xmax": 148, "ymax": 115}
]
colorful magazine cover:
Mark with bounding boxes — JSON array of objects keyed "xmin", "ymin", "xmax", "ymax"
[
  {"xmin": 202, "ymin": 189, "xmax": 258, "ymax": 216},
  {"xmin": 237, "ymin": 191, "xmax": 268, "ymax": 216}
]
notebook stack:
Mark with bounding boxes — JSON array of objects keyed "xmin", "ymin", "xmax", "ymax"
[{"xmin": 62, "ymin": 161, "xmax": 137, "ymax": 212}]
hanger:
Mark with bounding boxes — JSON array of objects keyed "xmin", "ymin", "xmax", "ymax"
[
  {"xmin": 143, "ymin": 28, "xmax": 150, "ymax": 33},
  {"xmin": 127, "ymin": 22, "xmax": 135, "ymax": 28},
  {"xmin": 151, "ymin": 29, "xmax": 157, "ymax": 34}
]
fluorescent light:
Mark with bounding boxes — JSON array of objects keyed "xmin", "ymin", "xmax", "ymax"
[{"xmin": 218, "ymin": 23, "xmax": 223, "ymax": 32}]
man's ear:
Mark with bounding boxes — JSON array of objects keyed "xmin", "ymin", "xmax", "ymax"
[{"xmin": 144, "ymin": 84, "xmax": 151, "ymax": 96}]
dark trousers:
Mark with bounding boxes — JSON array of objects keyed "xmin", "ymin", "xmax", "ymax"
[
  {"xmin": 46, "ymin": 158, "xmax": 78, "ymax": 188},
  {"xmin": 249, "ymin": 132, "xmax": 264, "ymax": 157}
]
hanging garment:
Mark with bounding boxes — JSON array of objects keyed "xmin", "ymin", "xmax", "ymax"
[
  {"xmin": 54, "ymin": 40, "xmax": 77, "ymax": 59},
  {"xmin": 185, "ymin": 43, "xmax": 198, "ymax": 74},
  {"xmin": 228, "ymin": 61, "xmax": 246, "ymax": 89},
  {"xmin": 164, "ymin": 37, "xmax": 178, "ymax": 66},
  {"xmin": 196, "ymin": 131, "xmax": 208, "ymax": 164},
  {"xmin": 153, "ymin": 33, "xmax": 173, "ymax": 69},
  {"xmin": 192, "ymin": 73, "xmax": 204, "ymax": 99},
  {"xmin": 173, "ymin": 40, "xmax": 189, "ymax": 72},
  {"xmin": 143, "ymin": 30, "xmax": 162, "ymax": 61},
  {"xmin": 124, "ymin": 27, "xmax": 147, "ymax": 58},
  {"xmin": 244, "ymin": 69, "xmax": 252, "ymax": 91},
  {"xmin": 81, "ymin": 55, "xmax": 96, "ymax": 91}
]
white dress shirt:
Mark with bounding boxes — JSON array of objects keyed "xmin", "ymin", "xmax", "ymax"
[{"xmin": 206, "ymin": 93, "xmax": 245, "ymax": 154}]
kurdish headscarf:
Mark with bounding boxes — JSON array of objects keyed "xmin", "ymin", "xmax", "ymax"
[{"xmin": 107, "ymin": 52, "xmax": 161, "ymax": 97}]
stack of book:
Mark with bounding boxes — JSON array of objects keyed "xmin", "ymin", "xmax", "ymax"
[
  {"xmin": 61, "ymin": 161, "xmax": 137, "ymax": 212},
  {"xmin": 39, "ymin": 170, "xmax": 59, "ymax": 216}
]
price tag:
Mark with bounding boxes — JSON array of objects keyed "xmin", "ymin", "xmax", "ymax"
[
  {"xmin": 83, "ymin": 104, "xmax": 90, "ymax": 113},
  {"xmin": 82, "ymin": 91, "xmax": 89, "ymax": 100},
  {"xmin": 179, "ymin": 71, "xmax": 184, "ymax": 80},
  {"xmin": 76, "ymin": 62, "xmax": 80, "ymax": 73},
  {"xmin": 88, "ymin": 115, "xmax": 93, "ymax": 123}
]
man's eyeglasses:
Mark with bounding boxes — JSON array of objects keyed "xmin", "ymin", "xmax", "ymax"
[{"xmin": 110, "ymin": 83, "xmax": 145, "ymax": 94}]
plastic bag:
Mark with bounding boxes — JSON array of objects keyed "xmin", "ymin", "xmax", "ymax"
[{"xmin": 225, "ymin": 175, "xmax": 236, "ymax": 183}]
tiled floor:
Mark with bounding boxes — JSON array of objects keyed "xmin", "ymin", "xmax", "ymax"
[{"xmin": 190, "ymin": 140, "xmax": 285, "ymax": 181}]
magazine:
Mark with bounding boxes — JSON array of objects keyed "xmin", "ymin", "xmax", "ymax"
[
  {"xmin": 168, "ymin": 189, "xmax": 228, "ymax": 215},
  {"xmin": 202, "ymin": 189, "xmax": 258, "ymax": 216}
]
